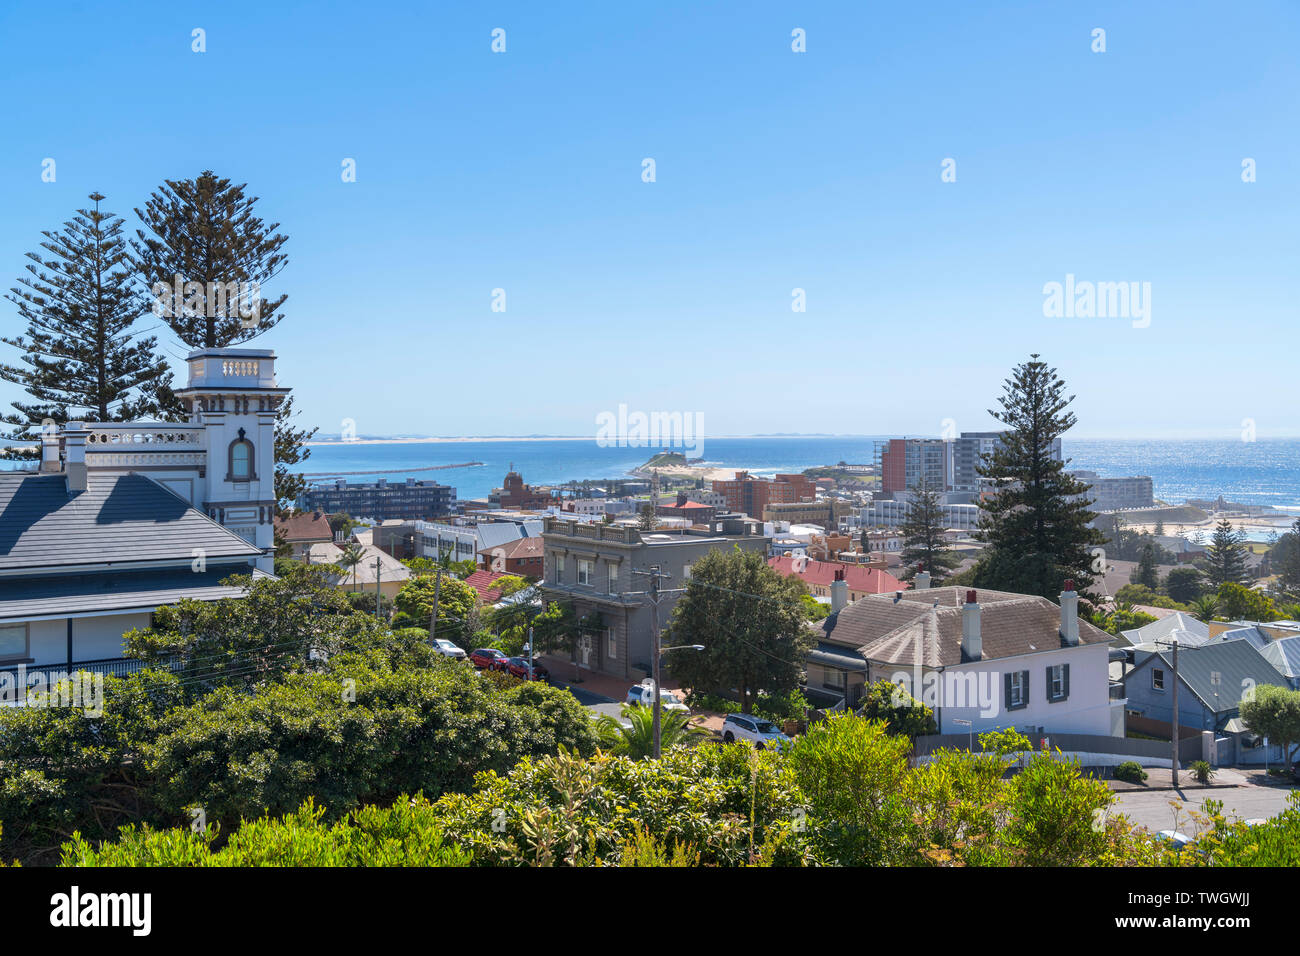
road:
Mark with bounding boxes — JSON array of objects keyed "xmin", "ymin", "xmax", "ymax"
[{"xmin": 1113, "ymin": 784, "xmax": 1297, "ymax": 833}]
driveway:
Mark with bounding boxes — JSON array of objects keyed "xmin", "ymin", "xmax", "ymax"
[{"xmin": 1112, "ymin": 782, "xmax": 1297, "ymax": 834}]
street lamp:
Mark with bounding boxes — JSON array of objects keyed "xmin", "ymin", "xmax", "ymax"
[{"xmin": 651, "ymin": 643, "xmax": 704, "ymax": 759}]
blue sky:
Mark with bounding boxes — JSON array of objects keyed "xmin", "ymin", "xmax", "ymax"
[{"xmin": 0, "ymin": 0, "xmax": 1296, "ymax": 440}]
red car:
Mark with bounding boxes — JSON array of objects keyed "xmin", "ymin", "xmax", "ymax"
[
  {"xmin": 504, "ymin": 656, "xmax": 550, "ymax": 682},
  {"xmin": 469, "ymin": 648, "xmax": 509, "ymax": 670}
]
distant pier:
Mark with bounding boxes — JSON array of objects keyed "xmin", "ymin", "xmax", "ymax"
[{"xmin": 303, "ymin": 461, "xmax": 485, "ymax": 478}]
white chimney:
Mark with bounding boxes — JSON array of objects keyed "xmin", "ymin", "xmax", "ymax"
[
  {"xmin": 1060, "ymin": 580, "xmax": 1079, "ymax": 646},
  {"xmin": 64, "ymin": 421, "xmax": 88, "ymax": 493},
  {"xmin": 830, "ymin": 567, "xmax": 848, "ymax": 614},
  {"xmin": 915, "ymin": 568, "xmax": 932, "ymax": 590},
  {"xmin": 39, "ymin": 421, "xmax": 60, "ymax": 474},
  {"xmin": 962, "ymin": 589, "xmax": 981, "ymax": 661}
]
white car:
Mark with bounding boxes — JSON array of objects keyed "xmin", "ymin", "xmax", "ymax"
[
  {"xmin": 720, "ymin": 713, "xmax": 791, "ymax": 750},
  {"xmin": 626, "ymin": 683, "xmax": 690, "ymax": 713},
  {"xmin": 432, "ymin": 639, "xmax": 467, "ymax": 660}
]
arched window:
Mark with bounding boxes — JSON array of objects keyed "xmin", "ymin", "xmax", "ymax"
[{"xmin": 228, "ymin": 428, "xmax": 255, "ymax": 482}]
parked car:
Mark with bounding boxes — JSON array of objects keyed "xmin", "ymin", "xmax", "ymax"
[
  {"xmin": 1292, "ymin": 761, "xmax": 1300, "ymax": 784},
  {"xmin": 505, "ymin": 656, "xmax": 550, "ymax": 681},
  {"xmin": 625, "ymin": 684, "xmax": 690, "ymax": 712},
  {"xmin": 1154, "ymin": 830, "xmax": 1192, "ymax": 848},
  {"xmin": 432, "ymin": 639, "xmax": 466, "ymax": 660},
  {"xmin": 720, "ymin": 713, "xmax": 792, "ymax": 750},
  {"xmin": 469, "ymin": 648, "xmax": 509, "ymax": 670}
]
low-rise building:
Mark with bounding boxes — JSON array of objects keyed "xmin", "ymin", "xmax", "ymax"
[
  {"xmin": 1122, "ymin": 639, "xmax": 1292, "ymax": 757},
  {"xmin": 768, "ymin": 555, "xmax": 905, "ymax": 605},
  {"xmin": 274, "ymin": 510, "xmax": 336, "ymax": 560},
  {"xmin": 808, "ymin": 583, "xmax": 1122, "ymax": 736},
  {"xmin": 478, "ymin": 535, "xmax": 545, "ymax": 578},
  {"xmin": 762, "ymin": 499, "xmax": 854, "ymax": 527},
  {"xmin": 306, "ymin": 541, "xmax": 411, "ymax": 601},
  {"xmin": 0, "ymin": 472, "xmax": 265, "ymax": 688},
  {"xmin": 539, "ymin": 514, "xmax": 769, "ymax": 679}
]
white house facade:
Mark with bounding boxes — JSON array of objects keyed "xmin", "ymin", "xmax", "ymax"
[{"xmin": 0, "ymin": 347, "xmax": 287, "ymax": 691}]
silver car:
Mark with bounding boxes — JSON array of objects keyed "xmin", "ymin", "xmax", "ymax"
[{"xmin": 432, "ymin": 639, "xmax": 467, "ymax": 660}]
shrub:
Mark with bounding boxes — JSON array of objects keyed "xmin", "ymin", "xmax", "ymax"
[
  {"xmin": 430, "ymin": 744, "xmax": 812, "ymax": 866},
  {"xmin": 1114, "ymin": 761, "xmax": 1147, "ymax": 784},
  {"xmin": 61, "ymin": 798, "xmax": 471, "ymax": 867},
  {"xmin": 1190, "ymin": 760, "xmax": 1215, "ymax": 784}
]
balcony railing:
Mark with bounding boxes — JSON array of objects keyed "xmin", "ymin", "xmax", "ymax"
[
  {"xmin": 0, "ymin": 655, "xmax": 178, "ymax": 688},
  {"xmin": 85, "ymin": 426, "xmax": 203, "ymax": 448}
]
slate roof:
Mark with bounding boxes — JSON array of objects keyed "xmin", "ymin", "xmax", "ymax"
[
  {"xmin": 818, "ymin": 585, "xmax": 1112, "ymax": 667},
  {"xmin": 0, "ymin": 567, "xmax": 269, "ymax": 621},
  {"xmin": 0, "ymin": 473, "xmax": 261, "ymax": 571}
]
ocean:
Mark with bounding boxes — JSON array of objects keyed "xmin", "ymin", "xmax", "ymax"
[{"xmin": 301, "ymin": 435, "xmax": 1300, "ymax": 513}]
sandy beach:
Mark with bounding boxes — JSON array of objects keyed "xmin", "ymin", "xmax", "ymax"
[{"xmin": 633, "ymin": 463, "xmax": 743, "ymax": 483}]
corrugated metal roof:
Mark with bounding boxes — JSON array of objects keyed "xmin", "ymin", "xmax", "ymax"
[
  {"xmin": 1143, "ymin": 640, "xmax": 1291, "ymax": 713},
  {"xmin": 808, "ymin": 642, "xmax": 868, "ymax": 672},
  {"xmin": 1260, "ymin": 636, "xmax": 1300, "ymax": 680},
  {"xmin": 1119, "ymin": 612, "xmax": 1210, "ymax": 648},
  {"xmin": 1208, "ymin": 626, "xmax": 1271, "ymax": 650},
  {"xmin": 0, "ymin": 473, "xmax": 261, "ymax": 570},
  {"xmin": 0, "ymin": 566, "xmax": 266, "ymax": 620}
]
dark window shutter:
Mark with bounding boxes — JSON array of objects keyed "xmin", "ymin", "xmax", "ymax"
[
  {"xmin": 1046, "ymin": 666, "xmax": 1054, "ymax": 700},
  {"xmin": 1004, "ymin": 672, "xmax": 1013, "ymax": 710},
  {"xmin": 1062, "ymin": 663, "xmax": 1070, "ymax": 700},
  {"xmin": 1022, "ymin": 670, "xmax": 1030, "ymax": 708}
]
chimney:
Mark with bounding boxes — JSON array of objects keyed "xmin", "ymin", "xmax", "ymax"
[
  {"xmin": 39, "ymin": 421, "xmax": 60, "ymax": 473},
  {"xmin": 915, "ymin": 567, "xmax": 931, "ymax": 590},
  {"xmin": 962, "ymin": 589, "xmax": 981, "ymax": 661},
  {"xmin": 830, "ymin": 567, "xmax": 847, "ymax": 614},
  {"xmin": 64, "ymin": 421, "xmax": 88, "ymax": 493},
  {"xmin": 1060, "ymin": 580, "xmax": 1079, "ymax": 646}
]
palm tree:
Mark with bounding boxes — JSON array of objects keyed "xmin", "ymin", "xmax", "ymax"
[
  {"xmin": 336, "ymin": 543, "xmax": 366, "ymax": 592},
  {"xmin": 595, "ymin": 704, "xmax": 711, "ymax": 760},
  {"xmin": 1190, "ymin": 593, "xmax": 1220, "ymax": 622}
]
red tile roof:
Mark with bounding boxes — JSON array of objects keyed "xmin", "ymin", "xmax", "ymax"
[
  {"xmin": 477, "ymin": 536, "xmax": 543, "ymax": 561},
  {"xmin": 462, "ymin": 568, "xmax": 509, "ymax": 603},
  {"xmin": 768, "ymin": 555, "xmax": 906, "ymax": 594},
  {"xmin": 274, "ymin": 510, "xmax": 334, "ymax": 543}
]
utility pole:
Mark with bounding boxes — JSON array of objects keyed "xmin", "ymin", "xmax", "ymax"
[
  {"xmin": 650, "ymin": 568, "xmax": 662, "ymax": 759},
  {"xmin": 1152, "ymin": 635, "xmax": 1183, "ymax": 787},
  {"xmin": 374, "ymin": 557, "xmax": 382, "ymax": 619},
  {"xmin": 527, "ymin": 626, "xmax": 534, "ymax": 681},
  {"xmin": 429, "ymin": 566, "xmax": 443, "ymax": 644},
  {"xmin": 628, "ymin": 565, "xmax": 685, "ymax": 760},
  {"xmin": 1170, "ymin": 635, "xmax": 1180, "ymax": 788}
]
